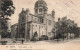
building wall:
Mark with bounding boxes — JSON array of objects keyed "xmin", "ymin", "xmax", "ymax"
[
  {"xmin": 22, "ymin": 14, "xmax": 54, "ymax": 40},
  {"xmin": 11, "ymin": 24, "xmax": 18, "ymax": 38},
  {"xmin": 29, "ymin": 22, "xmax": 46, "ymax": 39},
  {"xmin": 18, "ymin": 10, "xmax": 55, "ymax": 40},
  {"xmin": 44, "ymin": 14, "xmax": 55, "ymax": 38}
]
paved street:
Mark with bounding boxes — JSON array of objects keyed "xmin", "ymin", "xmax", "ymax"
[
  {"xmin": 12, "ymin": 38, "xmax": 80, "ymax": 50},
  {"xmin": 0, "ymin": 38, "xmax": 80, "ymax": 50}
]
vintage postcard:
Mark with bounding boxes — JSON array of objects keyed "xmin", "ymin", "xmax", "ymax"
[{"xmin": 0, "ymin": 0, "xmax": 80, "ymax": 50}]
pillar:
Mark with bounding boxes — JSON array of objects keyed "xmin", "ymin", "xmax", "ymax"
[{"xmin": 0, "ymin": 16, "xmax": 1, "ymax": 41}]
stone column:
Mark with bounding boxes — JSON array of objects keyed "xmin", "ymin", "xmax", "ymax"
[
  {"xmin": 46, "ymin": 18, "xmax": 48, "ymax": 36},
  {"xmin": 25, "ymin": 24, "xmax": 27, "ymax": 41},
  {"xmin": 25, "ymin": 11, "xmax": 28, "ymax": 41},
  {"xmin": 39, "ymin": 25, "xmax": 40, "ymax": 37},
  {"xmin": 0, "ymin": 0, "xmax": 2, "ymax": 41}
]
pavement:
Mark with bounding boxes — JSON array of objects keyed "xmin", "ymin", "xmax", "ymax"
[
  {"xmin": 4, "ymin": 38, "xmax": 80, "ymax": 45},
  {"xmin": 0, "ymin": 38, "xmax": 80, "ymax": 50},
  {"xmin": 0, "ymin": 38, "xmax": 79, "ymax": 45}
]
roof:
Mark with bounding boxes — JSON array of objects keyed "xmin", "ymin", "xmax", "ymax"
[{"xmin": 35, "ymin": 0, "xmax": 47, "ymax": 8}]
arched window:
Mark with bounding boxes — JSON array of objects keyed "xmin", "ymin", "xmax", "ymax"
[
  {"xmin": 22, "ymin": 17, "xmax": 24, "ymax": 22},
  {"xmin": 39, "ymin": 8, "xmax": 43, "ymax": 12},
  {"xmin": 35, "ymin": 9, "xmax": 37, "ymax": 13},
  {"xmin": 42, "ymin": 18, "xmax": 44, "ymax": 23},
  {"xmin": 39, "ymin": 18, "xmax": 44, "ymax": 23}
]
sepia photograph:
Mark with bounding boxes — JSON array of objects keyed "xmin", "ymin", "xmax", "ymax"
[{"xmin": 0, "ymin": 0, "xmax": 80, "ymax": 50}]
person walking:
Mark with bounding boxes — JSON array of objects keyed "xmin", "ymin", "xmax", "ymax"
[{"xmin": 22, "ymin": 39, "xmax": 24, "ymax": 44}]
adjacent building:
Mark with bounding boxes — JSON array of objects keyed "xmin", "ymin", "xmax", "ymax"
[
  {"xmin": 6, "ymin": 20, "xmax": 11, "ymax": 33},
  {"xmin": 11, "ymin": 23, "xmax": 18, "ymax": 38}
]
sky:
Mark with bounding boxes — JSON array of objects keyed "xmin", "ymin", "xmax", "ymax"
[{"xmin": 11, "ymin": 0, "xmax": 80, "ymax": 26}]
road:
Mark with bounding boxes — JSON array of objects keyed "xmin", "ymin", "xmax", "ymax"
[{"xmin": 0, "ymin": 38, "xmax": 80, "ymax": 50}]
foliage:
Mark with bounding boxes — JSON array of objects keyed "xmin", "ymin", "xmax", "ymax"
[
  {"xmin": 0, "ymin": 0, "xmax": 15, "ymax": 38},
  {"xmin": 54, "ymin": 17, "xmax": 80, "ymax": 38},
  {"xmin": 1, "ymin": 0, "xmax": 15, "ymax": 17}
]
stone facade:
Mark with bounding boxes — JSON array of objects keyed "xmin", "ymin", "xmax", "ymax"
[
  {"xmin": 18, "ymin": 0, "xmax": 55, "ymax": 40},
  {"xmin": 11, "ymin": 23, "xmax": 18, "ymax": 38}
]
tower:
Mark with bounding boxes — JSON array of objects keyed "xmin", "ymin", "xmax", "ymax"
[
  {"xmin": 34, "ymin": 0, "xmax": 48, "ymax": 17},
  {"xmin": 34, "ymin": 0, "xmax": 48, "ymax": 24},
  {"xmin": 52, "ymin": 9, "xmax": 55, "ymax": 18}
]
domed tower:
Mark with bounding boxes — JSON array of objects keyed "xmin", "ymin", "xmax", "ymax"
[
  {"xmin": 34, "ymin": 0, "xmax": 48, "ymax": 17},
  {"xmin": 52, "ymin": 9, "xmax": 55, "ymax": 18}
]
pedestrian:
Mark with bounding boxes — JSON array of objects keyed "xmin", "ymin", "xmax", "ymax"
[{"xmin": 22, "ymin": 39, "xmax": 24, "ymax": 44}]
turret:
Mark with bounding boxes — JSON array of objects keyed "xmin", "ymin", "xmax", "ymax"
[
  {"xmin": 52, "ymin": 10, "xmax": 55, "ymax": 18},
  {"xmin": 26, "ymin": 8, "xmax": 30, "ymax": 15}
]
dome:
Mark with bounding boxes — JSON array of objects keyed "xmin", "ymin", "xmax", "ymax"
[{"xmin": 35, "ymin": 0, "xmax": 47, "ymax": 8}]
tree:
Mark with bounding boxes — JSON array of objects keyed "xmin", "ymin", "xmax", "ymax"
[
  {"xmin": 1, "ymin": 0, "xmax": 15, "ymax": 17},
  {"xmin": 55, "ymin": 17, "xmax": 79, "ymax": 40},
  {"xmin": 55, "ymin": 17, "xmax": 68, "ymax": 40},
  {"xmin": 0, "ymin": 0, "xmax": 15, "ymax": 38}
]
